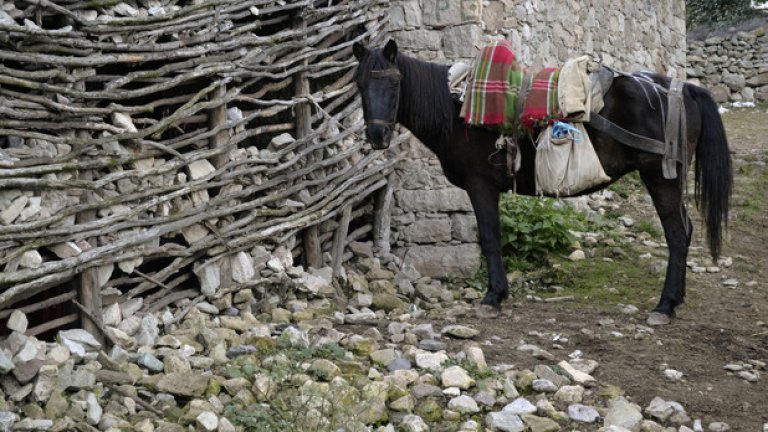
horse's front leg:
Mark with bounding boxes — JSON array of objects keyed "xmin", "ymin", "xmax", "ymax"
[{"xmin": 465, "ymin": 179, "xmax": 509, "ymax": 315}]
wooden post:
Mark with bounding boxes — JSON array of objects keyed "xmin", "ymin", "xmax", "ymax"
[
  {"xmin": 331, "ymin": 205, "xmax": 353, "ymax": 278},
  {"xmin": 74, "ymin": 72, "xmax": 105, "ymax": 345},
  {"xmin": 208, "ymin": 83, "xmax": 233, "ymax": 289},
  {"xmin": 295, "ymin": 17, "xmax": 322, "ymax": 270},
  {"xmin": 373, "ymin": 181, "xmax": 394, "ymax": 256},
  {"xmin": 75, "ymin": 167, "xmax": 105, "ymax": 345},
  {"xmin": 209, "ymin": 83, "xmax": 229, "ymax": 170}
]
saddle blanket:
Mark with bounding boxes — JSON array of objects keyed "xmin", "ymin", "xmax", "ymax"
[{"xmin": 459, "ymin": 41, "xmax": 592, "ymax": 132}]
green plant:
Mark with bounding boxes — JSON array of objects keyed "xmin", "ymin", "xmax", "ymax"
[{"xmin": 498, "ymin": 195, "xmax": 586, "ymax": 271}]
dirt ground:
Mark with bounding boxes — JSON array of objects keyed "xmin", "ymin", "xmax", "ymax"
[{"xmin": 434, "ymin": 107, "xmax": 768, "ymax": 430}]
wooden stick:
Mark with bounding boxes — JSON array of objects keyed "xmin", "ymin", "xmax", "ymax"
[
  {"xmin": 0, "ymin": 291, "xmax": 76, "ymax": 320},
  {"xmin": 331, "ymin": 205, "xmax": 353, "ymax": 278},
  {"xmin": 26, "ymin": 313, "xmax": 79, "ymax": 337}
]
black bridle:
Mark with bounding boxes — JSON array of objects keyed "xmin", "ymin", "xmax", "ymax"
[{"xmin": 364, "ymin": 68, "xmax": 401, "ymax": 128}]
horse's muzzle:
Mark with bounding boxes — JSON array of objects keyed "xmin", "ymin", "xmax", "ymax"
[{"xmin": 365, "ymin": 123, "xmax": 392, "ymax": 149}]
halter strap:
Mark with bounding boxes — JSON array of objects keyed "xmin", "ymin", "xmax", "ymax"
[{"xmin": 369, "ymin": 69, "xmax": 401, "ymax": 79}]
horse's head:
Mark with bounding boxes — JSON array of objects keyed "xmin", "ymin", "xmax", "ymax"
[{"xmin": 353, "ymin": 40, "xmax": 401, "ymax": 150}]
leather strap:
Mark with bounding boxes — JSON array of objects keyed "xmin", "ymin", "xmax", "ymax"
[
  {"xmin": 587, "ymin": 112, "xmax": 666, "ymax": 155},
  {"xmin": 663, "ymin": 79, "xmax": 686, "ymax": 179}
]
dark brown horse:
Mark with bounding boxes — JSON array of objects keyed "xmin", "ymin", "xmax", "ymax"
[{"xmin": 353, "ymin": 40, "xmax": 732, "ymax": 324}]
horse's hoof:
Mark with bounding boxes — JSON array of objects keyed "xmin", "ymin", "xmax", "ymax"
[
  {"xmin": 476, "ymin": 304, "xmax": 500, "ymax": 319},
  {"xmin": 646, "ymin": 311, "xmax": 672, "ymax": 326}
]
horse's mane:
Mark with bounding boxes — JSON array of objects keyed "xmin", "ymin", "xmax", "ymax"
[{"xmin": 395, "ymin": 54, "xmax": 455, "ymax": 144}]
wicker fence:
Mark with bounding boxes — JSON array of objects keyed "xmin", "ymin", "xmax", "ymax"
[{"xmin": 0, "ymin": 0, "xmax": 400, "ymax": 339}]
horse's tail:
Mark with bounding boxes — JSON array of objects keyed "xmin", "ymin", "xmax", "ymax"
[{"xmin": 688, "ymin": 84, "xmax": 732, "ymax": 260}]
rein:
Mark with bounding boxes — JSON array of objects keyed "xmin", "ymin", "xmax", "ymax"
[{"xmin": 365, "ymin": 68, "xmax": 401, "ymax": 128}]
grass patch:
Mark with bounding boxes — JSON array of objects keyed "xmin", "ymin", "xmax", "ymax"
[
  {"xmin": 731, "ymin": 153, "xmax": 768, "ymax": 225},
  {"xmin": 634, "ymin": 219, "xmax": 662, "ymax": 239},
  {"xmin": 544, "ymin": 249, "xmax": 663, "ymax": 310}
]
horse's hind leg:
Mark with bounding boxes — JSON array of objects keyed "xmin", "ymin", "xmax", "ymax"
[{"xmin": 640, "ymin": 171, "xmax": 692, "ymax": 325}]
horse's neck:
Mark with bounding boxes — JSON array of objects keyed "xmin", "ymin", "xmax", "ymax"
[{"xmin": 396, "ymin": 56, "xmax": 453, "ymax": 152}]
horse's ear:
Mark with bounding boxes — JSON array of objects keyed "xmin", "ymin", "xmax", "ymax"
[
  {"xmin": 383, "ymin": 39, "xmax": 398, "ymax": 63},
  {"xmin": 352, "ymin": 42, "xmax": 367, "ymax": 61}
]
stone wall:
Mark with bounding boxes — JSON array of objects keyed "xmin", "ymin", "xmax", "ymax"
[
  {"xmin": 384, "ymin": 0, "xmax": 687, "ymax": 278},
  {"xmin": 687, "ymin": 29, "xmax": 768, "ymax": 103}
]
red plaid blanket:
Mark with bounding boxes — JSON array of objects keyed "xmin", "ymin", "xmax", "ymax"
[
  {"xmin": 520, "ymin": 67, "xmax": 563, "ymax": 130},
  {"xmin": 462, "ymin": 40, "xmax": 522, "ymax": 128},
  {"xmin": 462, "ymin": 41, "xmax": 565, "ymax": 132}
]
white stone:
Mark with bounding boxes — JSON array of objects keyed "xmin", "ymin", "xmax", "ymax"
[
  {"xmin": 297, "ymin": 273, "xmax": 331, "ymax": 295},
  {"xmin": 502, "ymin": 397, "xmax": 537, "ymax": 415},
  {"xmin": 7, "ymin": 310, "xmax": 28, "ymax": 333},
  {"xmin": 18, "ymin": 250, "xmax": 42, "ymax": 269},
  {"xmin": 664, "ymin": 368, "xmax": 684, "ymax": 381},
  {"xmin": 97, "ymin": 264, "xmax": 114, "ymax": 289},
  {"xmin": 196, "ymin": 411, "xmax": 218, "ymax": 431},
  {"xmin": 273, "ymin": 245, "xmax": 294, "ymax": 268},
  {"xmin": 194, "ymin": 262, "xmax": 221, "ymax": 298},
  {"xmin": 47, "ymin": 345, "xmax": 70, "ymax": 365},
  {"xmin": 645, "ymin": 396, "xmax": 677, "ymax": 422},
  {"xmin": 32, "ymin": 364, "xmax": 57, "ymax": 402},
  {"xmin": 554, "ymin": 385, "xmax": 584, "ymax": 403},
  {"xmin": 120, "ymin": 298, "xmax": 143, "ymax": 319},
  {"xmin": 267, "ymin": 256, "xmax": 284, "ymax": 272},
  {"xmin": 269, "ymin": 133, "xmax": 295, "ymax": 150},
  {"xmin": 568, "ymin": 403, "xmax": 600, "ymax": 423},
  {"xmin": 604, "ymin": 399, "xmax": 643, "ymax": 431},
  {"xmin": 0, "ymin": 195, "xmax": 28, "ymax": 224},
  {"xmin": 465, "ymin": 346, "xmax": 487, "ymax": 370},
  {"xmin": 447, "ymin": 395, "xmax": 480, "ymax": 414},
  {"xmin": 187, "ymin": 159, "xmax": 216, "ymax": 180},
  {"xmin": 102, "ymin": 303, "xmax": 122, "ymax": 327},
  {"xmin": 47, "ymin": 241, "xmax": 82, "ymax": 258},
  {"xmin": 441, "ymin": 365, "xmax": 475, "ymax": 389},
  {"xmin": 442, "ymin": 324, "xmax": 479, "ymax": 339},
  {"xmin": 59, "ymin": 329, "xmax": 102, "ymax": 349},
  {"xmin": 532, "ymin": 379, "xmax": 558, "ymax": 392},
  {"xmin": 218, "ymin": 417, "xmax": 237, "ymax": 432},
  {"xmin": 135, "ymin": 314, "xmax": 159, "ymax": 347},
  {"xmin": 182, "ymin": 223, "xmax": 209, "ymax": 244},
  {"xmin": 401, "ymin": 414, "xmax": 429, "ymax": 432},
  {"xmin": 485, "ymin": 411, "xmax": 525, "ymax": 432},
  {"xmin": 415, "ymin": 351, "xmax": 449, "ymax": 371},
  {"xmin": 13, "ymin": 339, "xmax": 39, "ymax": 363},
  {"xmin": 569, "ymin": 250, "xmax": 586, "ymax": 261},
  {"xmin": 118, "ymin": 256, "xmax": 142, "ymax": 274},
  {"xmin": 86, "ymin": 392, "xmax": 102, "ymax": 425},
  {"xmin": 16, "ymin": 196, "xmax": 41, "ymax": 222},
  {"xmin": 112, "ymin": 112, "xmax": 138, "ymax": 133},
  {"xmin": 231, "ymin": 251, "xmax": 255, "ymax": 283},
  {"xmin": 558, "ymin": 360, "xmax": 596, "ymax": 386}
]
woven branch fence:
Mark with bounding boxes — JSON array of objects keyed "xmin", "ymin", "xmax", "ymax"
[{"xmin": 0, "ymin": 0, "xmax": 402, "ymax": 339}]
